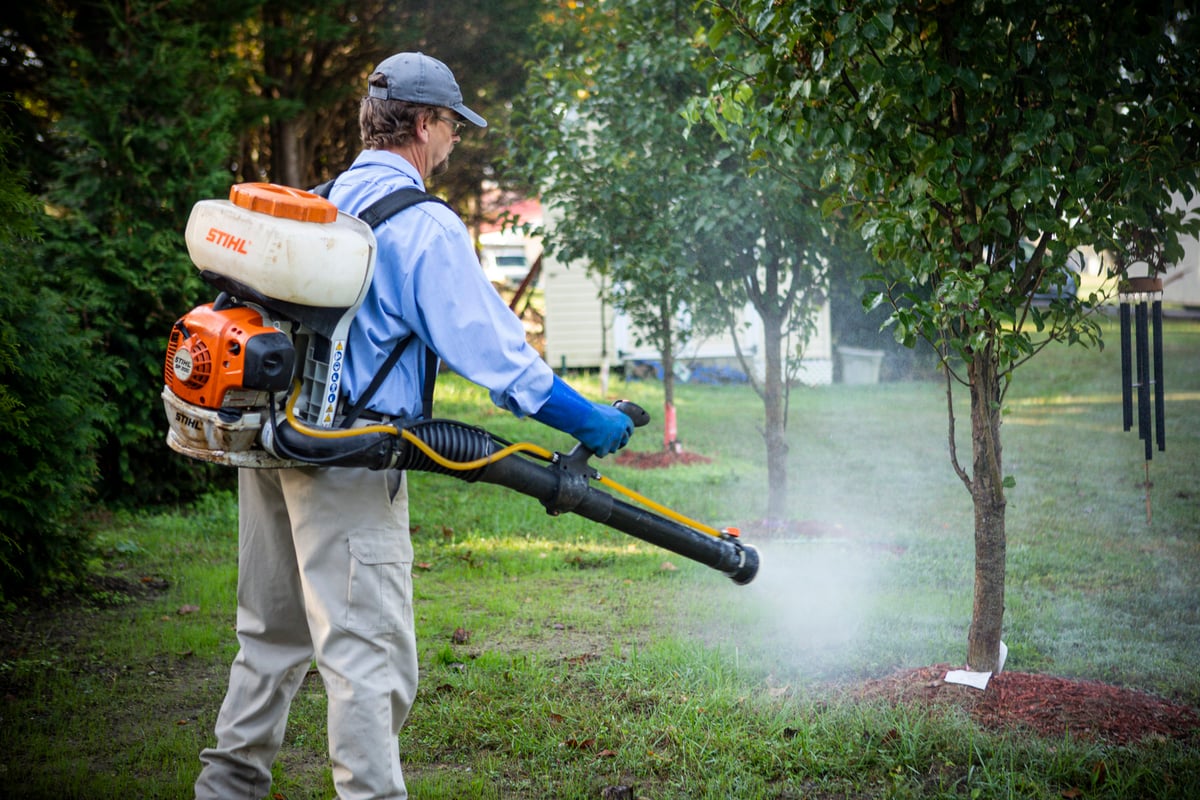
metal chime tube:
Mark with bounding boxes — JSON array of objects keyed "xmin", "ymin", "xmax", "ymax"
[
  {"xmin": 1118, "ymin": 277, "xmax": 1165, "ymax": 526},
  {"xmin": 1119, "ymin": 302, "xmax": 1133, "ymax": 431},
  {"xmin": 1135, "ymin": 299, "xmax": 1152, "ymax": 461},
  {"xmin": 1152, "ymin": 299, "xmax": 1165, "ymax": 452}
]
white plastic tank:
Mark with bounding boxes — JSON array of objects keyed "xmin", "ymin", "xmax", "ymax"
[{"xmin": 185, "ymin": 183, "xmax": 376, "ymax": 309}]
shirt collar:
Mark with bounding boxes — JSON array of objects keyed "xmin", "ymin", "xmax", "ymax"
[{"xmin": 348, "ymin": 149, "xmax": 426, "ymax": 190}]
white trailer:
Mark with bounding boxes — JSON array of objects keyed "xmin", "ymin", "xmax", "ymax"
[
  {"xmin": 540, "ymin": 246, "xmax": 833, "ymax": 384},
  {"xmin": 1162, "ymin": 192, "xmax": 1200, "ymax": 307}
]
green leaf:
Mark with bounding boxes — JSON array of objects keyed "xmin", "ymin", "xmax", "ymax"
[
  {"xmin": 707, "ymin": 18, "xmax": 731, "ymax": 50},
  {"xmin": 1000, "ymin": 152, "xmax": 1021, "ymax": 177},
  {"xmin": 1017, "ymin": 41, "xmax": 1035, "ymax": 66}
]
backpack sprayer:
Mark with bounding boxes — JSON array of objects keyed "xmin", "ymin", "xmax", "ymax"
[{"xmin": 162, "ymin": 183, "xmax": 759, "ymax": 585}]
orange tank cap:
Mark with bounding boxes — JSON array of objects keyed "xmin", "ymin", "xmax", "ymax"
[
  {"xmin": 721, "ymin": 527, "xmax": 741, "ymax": 538},
  {"xmin": 229, "ymin": 182, "xmax": 338, "ymax": 224}
]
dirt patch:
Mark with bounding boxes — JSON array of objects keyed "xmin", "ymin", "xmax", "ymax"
[
  {"xmin": 853, "ymin": 664, "xmax": 1200, "ymax": 745},
  {"xmin": 614, "ymin": 449, "xmax": 713, "ymax": 469}
]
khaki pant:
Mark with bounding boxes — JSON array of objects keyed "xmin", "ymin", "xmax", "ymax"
[{"xmin": 195, "ymin": 466, "xmax": 416, "ymax": 800}]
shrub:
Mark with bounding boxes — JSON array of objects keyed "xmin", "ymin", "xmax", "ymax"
[{"xmin": 0, "ymin": 124, "xmax": 115, "ymax": 600}]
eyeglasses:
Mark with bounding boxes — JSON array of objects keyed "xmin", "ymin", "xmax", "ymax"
[{"xmin": 436, "ymin": 115, "xmax": 466, "ymax": 135}]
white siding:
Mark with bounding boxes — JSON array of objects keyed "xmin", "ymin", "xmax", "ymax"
[
  {"xmin": 1163, "ymin": 192, "xmax": 1200, "ymax": 306},
  {"xmin": 612, "ymin": 299, "xmax": 832, "ymax": 385},
  {"xmin": 529, "ymin": 201, "xmax": 833, "ymax": 383},
  {"xmin": 541, "ymin": 252, "xmax": 615, "ymax": 370}
]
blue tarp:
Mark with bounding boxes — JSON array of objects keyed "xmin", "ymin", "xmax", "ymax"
[{"xmin": 626, "ymin": 359, "xmax": 748, "ymax": 385}]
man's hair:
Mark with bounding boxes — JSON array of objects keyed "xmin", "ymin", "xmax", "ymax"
[{"xmin": 359, "ymin": 72, "xmax": 436, "ymax": 149}]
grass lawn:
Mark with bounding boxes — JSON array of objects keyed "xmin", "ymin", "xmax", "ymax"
[{"xmin": 2, "ymin": 317, "xmax": 1198, "ymax": 799}]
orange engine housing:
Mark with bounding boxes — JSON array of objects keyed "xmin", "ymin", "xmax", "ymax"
[{"xmin": 164, "ymin": 303, "xmax": 296, "ymax": 410}]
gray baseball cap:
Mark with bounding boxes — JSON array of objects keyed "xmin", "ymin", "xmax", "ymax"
[{"xmin": 367, "ymin": 52, "xmax": 487, "ymax": 128}]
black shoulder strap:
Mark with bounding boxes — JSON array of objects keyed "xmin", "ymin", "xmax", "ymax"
[
  {"xmin": 357, "ymin": 187, "xmax": 451, "ymax": 228},
  {"xmin": 310, "ymin": 179, "xmax": 451, "ymax": 221},
  {"xmin": 338, "ymin": 334, "xmax": 416, "ymax": 427},
  {"xmin": 315, "ymin": 180, "xmax": 450, "ymax": 425}
]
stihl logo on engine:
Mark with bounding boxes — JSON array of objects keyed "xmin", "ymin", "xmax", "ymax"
[
  {"xmin": 205, "ymin": 226, "xmax": 250, "ymax": 255},
  {"xmin": 173, "ymin": 347, "xmax": 194, "ymax": 381},
  {"xmin": 174, "ymin": 410, "xmax": 203, "ymax": 431}
]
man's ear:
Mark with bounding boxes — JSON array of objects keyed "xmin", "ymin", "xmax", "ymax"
[{"xmin": 415, "ymin": 112, "xmax": 434, "ymax": 143}]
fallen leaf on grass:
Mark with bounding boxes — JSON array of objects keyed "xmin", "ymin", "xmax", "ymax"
[
  {"xmin": 562, "ymin": 737, "xmax": 595, "ymax": 750},
  {"xmin": 596, "ymin": 748, "xmax": 617, "ymax": 758},
  {"xmin": 415, "ymin": 562, "xmax": 433, "ymax": 570},
  {"xmin": 566, "ymin": 652, "xmax": 599, "ymax": 666},
  {"xmin": 177, "ymin": 604, "xmax": 200, "ymax": 615},
  {"xmin": 451, "ymin": 627, "xmax": 470, "ymax": 644},
  {"xmin": 659, "ymin": 561, "xmax": 677, "ymax": 572}
]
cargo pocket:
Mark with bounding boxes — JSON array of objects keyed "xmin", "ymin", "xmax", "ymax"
[{"xmin": 346, "ymin": 530, "xmax": 412, "ymax": 632}]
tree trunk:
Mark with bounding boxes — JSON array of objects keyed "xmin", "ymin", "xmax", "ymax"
[
  {"xmin": 272, "ymin": 117, "xmax": 303, "ymax": 189},
  {"xmin": 659, "ymin": 299, "xmax": 678, "ymax": 452},
  {"xmin": 966, "ymin": 350, "xmax": 1007, "ymax": 672},
  {"xmin": 762, "ymin": 313, "xmax": 788, "ymax": 525}
]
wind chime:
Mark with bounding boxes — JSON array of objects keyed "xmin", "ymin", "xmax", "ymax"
[{"xmin": 1118, "ymin": 276, "xmax": 1165, "ymax": 523}]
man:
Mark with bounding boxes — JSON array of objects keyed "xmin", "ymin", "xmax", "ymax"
[{"xmin": 195, "ymin": 52, "xmax": 632, "ymax": 800}]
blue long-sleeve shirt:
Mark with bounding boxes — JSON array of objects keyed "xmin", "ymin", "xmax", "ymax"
[{"xmin": 327, "ymin": 150, "xmax": 554, "ymax": 419}]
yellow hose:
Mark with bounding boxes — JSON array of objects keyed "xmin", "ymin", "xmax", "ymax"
[
  {"xmin": 596, "ymin": 475, "xmax": 722, "ymax": 538},
  {"xmin": 284, "ymin": 381, "xmax": 399, "ymax": 438},
  {"xmin": 279, "ymin": 381, "xmax": 722, "ymax": 538},
  {"xmin": 281, "ymin": 381, "xmax": 555, "ymax": 468},
  {"xmin": 399, "ymin": 430, "xmax": 555, "ymax": 471}
]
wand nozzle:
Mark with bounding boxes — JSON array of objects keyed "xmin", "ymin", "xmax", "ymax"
[{"xmin": 534, "ymin": 399, "xmax": 759, "ymax": 584}]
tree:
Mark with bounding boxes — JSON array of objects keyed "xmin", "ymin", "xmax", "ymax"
[
  {"xmin": 390, "ymin": 0, "xmax": 548, "ymax": 234},
  {"xmin": 689, "ymin": 158, "xmax": 833, "ymax": 523},
  {"xmin": 231, "ymin": 0, "xmax": 544, "ymax": 234},
  {"xmin": 512, "ymin": 0, "xmax": 834, "ymax": 521},
  {"xmin": 38, "ymin": 0, "xmax": 249, "ymax": 504},
  {"xmin": 0, "ymin": 109, "xmax": 116, "ymax": 600},
  {"xmin": 510, "ymin": 0, "xmax": 725, "ymax": 447},
  {"xmin": 702, "ymin": 0, "xmax": 1200, "ymax": 670},
  {"xmin": 3, "ymin": 0, "xmax": 546, "ymax": 512}
]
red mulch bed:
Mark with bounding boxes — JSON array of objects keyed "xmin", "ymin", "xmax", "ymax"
[
  {"xmin": 614, "ymin": 448, "xmax": 712, "ymax": 469},
  {"xmin": 854, "ymin": 665, "xmax": 1200, "ymax": 745}
]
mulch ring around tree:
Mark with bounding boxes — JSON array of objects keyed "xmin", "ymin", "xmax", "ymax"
[
  {"xmin": 614, "ymin": 448, "xmax": 713, "ymax": 469},
  {"xmin": 852, "ymin": 664, "xmax": 1200, "ymax": 745}
]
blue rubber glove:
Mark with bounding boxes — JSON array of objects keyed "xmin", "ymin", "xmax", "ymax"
[{"xmin": 531, "ymin": 375, "xmax": 634, "ymax": 457}]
